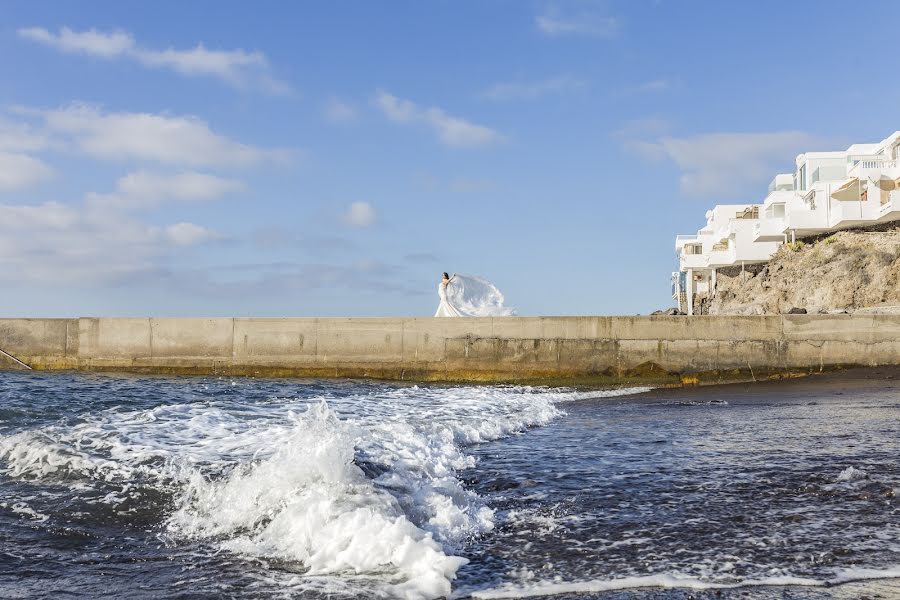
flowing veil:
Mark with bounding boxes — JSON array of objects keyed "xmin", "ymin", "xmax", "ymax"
[{"xmin": 444, "ymin": 274, "xmax": 516, "ymax": 317}]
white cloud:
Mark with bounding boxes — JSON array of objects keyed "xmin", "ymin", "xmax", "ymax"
[
  {"xmin": 17, "ymin": 26, "xmax": 290, "ymax": 94},
  {"xmin": 87, "ymin": 170, "xmax": 244, "ymax": 210},
  {"xmin": 374, "ymin": 91, "xmax": 502, "ymax": 148},
  {"xmin": 0, "ymin": 152, "xmax": 53, "ymax": 191},
  {"xmin": 0, "ymin": 118, "xmax": 52, "ymax": 152},
  {"xmin": 166, "ymin": 222, "xmax": 217, "ymax": 246},
  {"xmin": 536, "ymin": 10, "xmax": 620, "ymax": 37},
  {"xmin": 21, "ymin": 104, "xmax": 286, "ymax": 168},
  {"xmin": 375, "ymin": 92, "xmax": 419, "ymax": 122},
  {"xmin": 342, "ymin": 201, "xmax": 376, "ymax": 227},
  {"xmin": 0, "ymin": 200, "xmax": 217, "ymax": 284},
  {"xmin": 324, "ymin": 98, "xmax": 358, "ymax": 123},
  {"xmin": 481, "ymin": 75, "xmax": 586, "ymax": 101},
  {"xmin": 0, "ymin": 119, "xmax": 55, "ymax": 191},
  {"xmin": 18, "ymin": 26, "xmax": 134, "ymax": 58},
  {"xmin": 632, "ymin": 131, "xmax": 821, "ymax": 198}
]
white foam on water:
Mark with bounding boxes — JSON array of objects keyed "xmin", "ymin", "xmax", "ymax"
[
  {"xmin": 469, "ymin": 571, "xmax": 886, "ymax": 599},
  {"xmin": 1, "ymin": 501, "xmax": 49, "ymax": 522},
  {"xmin": 0, "ymin": 383, "xmax": 649, "ymax": 599},
  {"xmin": 469, "ymin": 564, "xmax": 900, "ymax": 599},
  {"xmin": 836, "ymin": 465, "xmax": 868, "ymax": 482}
]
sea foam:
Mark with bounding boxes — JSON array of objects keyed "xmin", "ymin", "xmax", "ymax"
[{"xmin": 0, "ymin": 382, "xmax": 648, "ymax": 599}]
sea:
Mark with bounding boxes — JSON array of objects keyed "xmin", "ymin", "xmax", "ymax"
[{"xmin": 2, "ymin": 370, "xmax": 900, "ymax": 599}]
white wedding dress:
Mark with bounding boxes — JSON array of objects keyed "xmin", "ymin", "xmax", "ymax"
[{"xmin": 434, "ymin": 274, "xmax": 516, "ymax": 317}]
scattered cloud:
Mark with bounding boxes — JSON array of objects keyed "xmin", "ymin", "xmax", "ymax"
[
  {"xmin": 0, "ymin": 118, "xmax": 52, "ymax": 153},
  {"xmin": 18, "ymin": 104, "xmax": 289, "ymax": 168},
  {"xmin": 373, "ymin": 90, "xmax": 503, "ymax": 148},
  {"xmin": 629, "ymin": 131, "xmax": 821, "ymax": 198},
  {"xmin": 86, "ymin": 170, "xmax": 244, "ymax": 210},
  {"xmin": 342, "ymin": 201, "xmax": 377, "ymax": 227},
  {"xmin": 18, "ymin": 26, "xmax": 133, "ymax": 57},
  {"xmin": 18, "ymin": 26, "xmax": 290, "ymax": 94},
  {"xmin": 165, "ymin": 222, "xmax": 218, "ymax": 246},
  {"xmin": 0, "ymin": 118, "xmax": 55, "ymax": 191},
  {"xmin": 0, "ymin": 199, "xmax": 217, "ymax": 284},
  {"xmin": 324, "ymin": 97, "xmax": 358, "ymax": 123},
  {"xmin": 536, "ymin": 8, "xmax": 621, "ymax": 37},
  {"xmin": 0, "ymin": 152, "xmax": 53, "ymax": 191},
  {"xmin": 481, "ymin": 75, "xmax": 586, "ymax": 101}
]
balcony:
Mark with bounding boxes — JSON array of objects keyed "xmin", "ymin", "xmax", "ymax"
[
  {"xmin": 767, "ymin": 174, "xmax": 794, "ymax": 194},
  {"xmin": 763, "ymin": 190, "xmax": 799, "ymax": 209},
  {"xmin": 785, "ymin": 208, "xmax": 829, "ymax": 233},
  {"xmin": 753, "ymin": 217, "xmax": 787, "ymax": 242},
  {"xmin": 848, "ymin": 156, "xmax": 898, "ymax": 178},
  {"xmin": 878, "ymin": 190, "xmax": 900, "ymax": 218},
  {"xmin": 708, "ymin": 247, "xmax": 737, "ymax": 268},
  {"xmin": 811, "ymin": 165, "xmax": 848, "ymax": 185},
  {"xmin": 679, "ymin": 253, "xmax": 709, "ymax": 270}
]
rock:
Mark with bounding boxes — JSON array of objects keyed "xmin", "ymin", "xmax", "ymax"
[
  {"xmin": 652, "ymin": 308, "xmax": 685, "ymax": 316},
  {"xmin": 855, "ymin": 305, "xmax": 900, "ymax": 315},
  {"xmin": 786, "ymin": 307, "xmax": 807, "ymax": 314},
  {"xmin": 707, "ymin": 226, "xmax": 900, "ymax": 315}
]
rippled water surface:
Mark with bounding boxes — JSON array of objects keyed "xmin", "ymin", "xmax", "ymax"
[{"xmin": 1, "ymin": 370, "xmax": 900, "ymax": 599}]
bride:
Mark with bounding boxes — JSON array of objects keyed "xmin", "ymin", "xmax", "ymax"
[
  {"xmin": 434, "ymin": 272, "xmax": 516, "ymax": 317},
  {"xmin": 435, "ymin": 272, "xmax": 463, "ymax": 317}
]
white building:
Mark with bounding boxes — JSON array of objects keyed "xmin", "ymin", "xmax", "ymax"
[{"xmin": 673, "ymin": 131, "xmax": 900, "ymax": 314}]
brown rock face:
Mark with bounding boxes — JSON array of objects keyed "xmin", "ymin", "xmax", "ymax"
[{"xmin": 709, "ymin": 226, "xmax": 900, "ymax": 315}]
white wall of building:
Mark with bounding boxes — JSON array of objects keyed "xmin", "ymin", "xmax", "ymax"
[{"xmin": 673, "ymin": 130, "xmax": 900, "ymax": 314}]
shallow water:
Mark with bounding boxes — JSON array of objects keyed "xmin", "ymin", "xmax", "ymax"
[{"xmin": 1, "ymin": 371, "xmax": 899, "ymax": 599}]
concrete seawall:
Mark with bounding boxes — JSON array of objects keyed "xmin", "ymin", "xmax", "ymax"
[{"xmin": 1, "ymin": 316, "xmax": 899, "ymax": 385}]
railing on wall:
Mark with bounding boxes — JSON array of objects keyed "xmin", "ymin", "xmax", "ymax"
[{"xmin": 0, "ymin": 347, "xmax": 31, "ymax": 370}]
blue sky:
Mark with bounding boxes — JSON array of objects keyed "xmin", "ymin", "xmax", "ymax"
[{"xmin": 1, "ymin": 1, "xmax": 898, "ymax": 317}]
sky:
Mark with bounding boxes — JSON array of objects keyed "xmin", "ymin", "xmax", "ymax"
[{"xmin": 1, "ymin": 0, "xmax": 898, "ymax": 317}]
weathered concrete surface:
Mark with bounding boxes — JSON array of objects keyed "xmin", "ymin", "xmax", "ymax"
[{"xmin": 1, "ymin": 316, "xmax": 899, "ymax": 385}]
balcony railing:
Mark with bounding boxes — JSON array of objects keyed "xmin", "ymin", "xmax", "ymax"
[
  {"xmin": 811, "ymin": 165, "xmax": 848, "ymax": 185},
  {"xmin": 848, "ymin": 155, "xmax": 898, "ymax": 175},
  {"xmin": 768, "ymin": 174, "xmax": 795, "ymax": 193}
]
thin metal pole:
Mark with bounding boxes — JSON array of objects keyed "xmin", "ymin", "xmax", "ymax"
[{"xmin": 0, "ymin": 347, "xmax": 32, "ymax": 370}]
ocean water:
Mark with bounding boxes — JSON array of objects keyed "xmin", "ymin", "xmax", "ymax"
[{"xmin": 1, "ymin": 371, "xmax": 899, "ymax": 599}]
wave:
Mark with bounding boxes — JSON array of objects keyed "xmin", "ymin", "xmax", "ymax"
[
  {"xmin": 0, "ymin": 383, "xmax": 650, "ymax": 599},
  {"xmin": 470, "ymin": 567, "xmax": 900, "ymax": 599}
]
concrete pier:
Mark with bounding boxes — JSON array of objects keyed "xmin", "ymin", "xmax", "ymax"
[{"xmin": 1, "ymin": 315, "xmax": 899, "ymax": 385}]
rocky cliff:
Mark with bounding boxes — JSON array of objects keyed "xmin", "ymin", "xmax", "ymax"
[{"xmin": 709, "ymin": 224, "xmax": 900, "ymax": 315}]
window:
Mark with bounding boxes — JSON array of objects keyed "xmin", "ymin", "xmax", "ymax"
[{"xmin": 798, "ymin": 163, "xmax": 807, "ymax": 191}]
